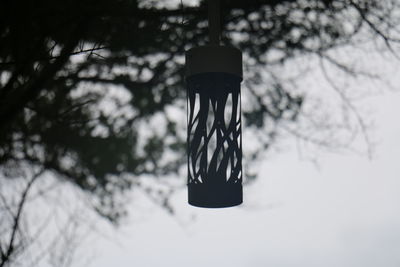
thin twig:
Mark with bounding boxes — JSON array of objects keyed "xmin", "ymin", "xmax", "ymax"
[
  {"xmin": 319, "ymin": 57, "xmax": 373, "ymax": 159},
  {"xmin": 0, "ymin": 169, "xmax": 44, "ymax": 267},
  {"xmin": 0, "ymin": 46, "xmax": 109, "ymax": 66}
]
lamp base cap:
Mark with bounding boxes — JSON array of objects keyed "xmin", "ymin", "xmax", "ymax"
[{"xmin": 188, "ymin": 183, "xmax": 243, "ymax": 208}]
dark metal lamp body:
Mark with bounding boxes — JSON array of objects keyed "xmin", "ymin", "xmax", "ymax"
[{"xmin": 186, "ymin": 45, "xmax": 243, "ymax": 208}]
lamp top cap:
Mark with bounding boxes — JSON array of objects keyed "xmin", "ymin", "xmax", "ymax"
[{"xmin": 185, "ymin": 45, "xmax": 242, "ymax": 79}]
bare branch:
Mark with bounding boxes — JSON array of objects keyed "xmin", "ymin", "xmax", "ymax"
[
  {"xmin": 319, "ymin": 57, "xmax": 373, "ymax": 158},
  {"xmin": 0, "ymin": 169, "xmax": 44, "ymax": 267},
  {"xmin": 349, "ymin": 0, "xmax": 400, "ymax": 59},
  {"xmin": 0, "ymin": 46, "xmax": 109, "ymax": 66}
]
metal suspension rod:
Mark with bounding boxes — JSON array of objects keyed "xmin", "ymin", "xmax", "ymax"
[{"xmin": 208, "ymin": 0, "xmax": 220, "ymax": 45}]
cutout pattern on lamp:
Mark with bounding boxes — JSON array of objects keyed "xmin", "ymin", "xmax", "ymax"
[{"xmin": 187, "ymin": 72, "xmax": 242, "ymax": 207}]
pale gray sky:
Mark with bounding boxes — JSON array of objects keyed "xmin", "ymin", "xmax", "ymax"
[
  {"xmin": 80, "ymin": 88, "xmax": 400, "ymax": 267},
  {"xmin": 59, "ymin": 2, "xmax": 400, "ymax": 265}
]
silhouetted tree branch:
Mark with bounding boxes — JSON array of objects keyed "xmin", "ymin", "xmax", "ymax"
[
  {"xmin": 0, "ymin": 169, "xmax": 43, "ymax": 267},
  {"xmin": 1, "ymin": 0, "xmax": 399, "ymax": 265}
]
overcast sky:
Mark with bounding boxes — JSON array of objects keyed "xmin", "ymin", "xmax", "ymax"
[
  {"xmin": 76, "ymin": 80, "xmax": 400, "ymax": 267},
  {"xmin": 63, "ymin": 2, "xmax": 400, "ymax": 265}
]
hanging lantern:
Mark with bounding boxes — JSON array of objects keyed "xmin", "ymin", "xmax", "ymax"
[{"xmin": 186, "ymin": 0, "xmax": 243, "ymax": 208}]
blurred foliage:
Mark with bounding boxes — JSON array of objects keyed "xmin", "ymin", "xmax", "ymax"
[{"xmin": 0, "ymin": 0, "xmax": 398, "ymax": 221}]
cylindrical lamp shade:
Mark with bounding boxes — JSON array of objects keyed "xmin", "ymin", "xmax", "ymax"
[{"xmin": 185, "ymin": 46, "xmax": 243, "ymax": 208}]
